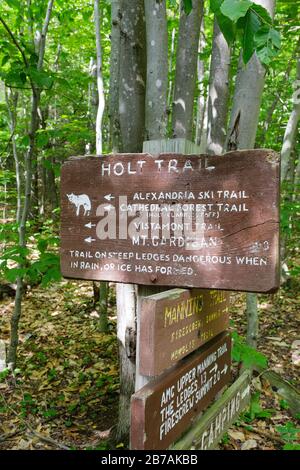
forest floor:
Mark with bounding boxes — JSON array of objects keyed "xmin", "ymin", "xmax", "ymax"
[{"xmin": 0, "ymin": 276, "xmax": 299, "ymax": 451}]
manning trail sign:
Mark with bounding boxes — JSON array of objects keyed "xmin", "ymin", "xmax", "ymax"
[
  {"xmin": 139, "ymin": 288, "xmax": 230, "ymax": 376},
  {"xmin": 60, "ymin": 150, "xmax": 280, "ymax": 292}
]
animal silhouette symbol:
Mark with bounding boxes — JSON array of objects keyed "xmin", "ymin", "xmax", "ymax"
[{"xmin": 67, "ymin": 193, "xmax": 91, "ymax": 216}]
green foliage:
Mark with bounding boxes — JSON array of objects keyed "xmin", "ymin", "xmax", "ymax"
[
  {"xmin": 182, "ymin": 0, "xmax": 193, "ymax": 15},
  {"xmin": 232, "ymin": 331, "xmax": 268, "ymax": 369},
  {"xmin": 211, "ymin": 0, "xmax": 281, "ymax": 65},
  {"xmin": 0, "ymin": 368, "xmax": 10, "ymax": 382},
  {"xmin": 220, "ymin": 0, "xmax": 252, "ymax": 22},
  {"xmin": 254, "ymin": 25, "xmax": 281, "ymax": 65},
  {"xmin": 276, "ymin": 422, "xmax": 300, "ymax": 450},
  {"xmin": 243, "ymin": 391, "xmax": 276, "ymax": 422},
  {"xmin": 0, "ymin": 220, "xmax": 61, "ymax": 287}
]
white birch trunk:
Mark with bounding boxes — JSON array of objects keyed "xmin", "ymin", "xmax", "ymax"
[
  {"xmin": 225, "ymin": 0, "xmax": 275, "ymax": 350},
  {"xmin": 94, "ymin": 0, "xmax": 105, "ymax": 155}
]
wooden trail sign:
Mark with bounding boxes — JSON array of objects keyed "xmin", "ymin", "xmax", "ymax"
[
  {"xmin": 131, "ymin": 333, "xmax": 231, "ymax": 450},
  {"xmin": 140, "ymin": 288, "xmax": 230, "ymax": 376},
  {"xmin": 60, "ymin": 150, "xmax": 280, "ymax": 293},
  {"xmin": 172, "ymin": 371, "xmax": 251, "ymax": 450}
]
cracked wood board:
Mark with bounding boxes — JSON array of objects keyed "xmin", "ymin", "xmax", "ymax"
[
  {"xmin": 131, "ymin": 333, "xmax": 231, "ymax": 450},
  {"xmin": 60, "ymin": 150, "xmax": 280, "ymax": 293},
  {"xmin": 140, "ymin": 288, "xmax": 230, "ymax": 376}
]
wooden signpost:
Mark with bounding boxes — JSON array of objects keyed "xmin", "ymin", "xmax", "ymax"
[
  {"xmin": 131, "ymin": 333, "xmax": 231, "ymax": 450},
  {"xmin": 172, "ymin": 371, "xmax": 251, "ymax": 450},
  {"xmin": 139, "ymin": 288, "xmax": 230, "ymax": 376},
  {"xmin": 60, "ymin": 147, "xmax": 280, "ymax": 451},
  {"xmin": 60, "ymin": 150, "xmax": 280, "ymax": 293}
]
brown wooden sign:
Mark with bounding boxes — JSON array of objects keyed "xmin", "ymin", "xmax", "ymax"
[
  {"xmin": 131, "ymin": 332, "xmax": 231, "ymax": 450},
  {"xmin": 60, "ymin": 150, "xmax": 280, "ymax": 293},
  {"xmin": 172, "ymin": 370, "xmax": 251, "ymax": 450},
  {"xmin": 140, "ymin": 288, "xmax": 230, "ymax": 376}
]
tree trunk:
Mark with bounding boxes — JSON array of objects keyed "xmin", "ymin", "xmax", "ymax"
[
  {"xmin": 94, "ymin": 0, "xmax": 109, "ymax": 333},
  {"xmin": 144, "ymin": 0, "xmax": 168, "ymax": 140},
  {"xmin": 195, "ymin": 6, "xmax": 206, "ymax": 147},
  {"xmin": 114, "ymin": 0, "xmax": 146, "ymax": 443},
  {"xmin": 225, "ymin": 0, "xmax": 275, "ymax": 350},
  {"xmin": 280, "ymin": 59, "xmax": 300, "ymax": 281},
  {"xmin": 7, "ymin": 0, "xmax": 54, "ymax": 368},
  {"xmin": 167, "ymin": 26, "xmax": 176, "ymax": 125},
  {"xmin": 5, "ymin": 89, "xmax": 21, "ymax": 223},
  {"xmin": 118, "ymin": 0, "xmax": 146, "ymax": 152},
  {"xmin": 109, "ymin": 0, "xmax": 121, "ymax": 153},
  {"xmin": 281, "ymin": 59, "xmax": 300, "ymax": 182},
  {"xmin": 172, "ymin": 0, "xmax": 203, "ymax": 140},
  {"xmin": 94, "ymin": 0, "xmax": 105, "ymax": 155},
  {"xmin": 207, "ymin": 19, "xmax": 231, "ymax": 155}
]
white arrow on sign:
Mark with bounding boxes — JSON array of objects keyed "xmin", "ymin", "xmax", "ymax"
[
  {"xmin": 85, "ymin": 237, "xmax": 96, "ymax": 243},
  {"xmin": 209, "ymin": 363, "xmax": 218, "ymax": 375},
  {"xmin": 221, "ymin": 364, "xmax": 228, "ymax": 375},
  {"xmin": 241, "ymin": 385, "xmax": 251, "ymax": 399},
  {"xmin": 85, "ymin": 222, "xmax": 96, "ymax": 229},
  {"xmin": 104, "ymin": 194, "xmax": 115, "ymax": 201}
]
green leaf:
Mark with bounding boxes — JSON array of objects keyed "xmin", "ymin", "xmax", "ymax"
[
  {"xmin": 1, "ymin": 55, "xmax": 10, "ymax": 67},
  {"xmin": 36, "ymin": 131, "xmax": 49, "ymax": 148},
  {"xmin": 254, "ymin": 26, "xmax": 281, "ymax": 66},
  {"xmin": 210, "ymin": 0, "xmax": 223, "ymax": 13},
  {"xmin": 216, "ymin": 12, "xmax": 236, "ymax": 44},
  {"xmin": 242, "ymin": 9, "xmax": 261, "ymax": 63},
  {"xmin": 19, "ymin": 71, "xmax": 27, "ymax": 84},
  {"xmin": 250, "ymin": 3, "xmax": 272, "ymax": 26},
  {"xmin": 28, "ymin": 68, "xmax": 54, "ymax": 89},
  {"xmin": 4, "ymin": 0, "xmax": 20, "ymax": 9},
  {"xmin": 5, "ymin": 267, "xmax": 27, "ymax": 282},
  {"xmin": 269, "ymin": 28, "xmax": 281, "ymax": 48},
  {"xmin": 183, "ymin": 0, "xmax": 193, "ymax": 15},
  {"xmin": 232, "ymin": 331, "xmax": 268, "ymax": 369},
  {"xmin": 283, "ymin": 444, "xmax": 300, "ymax": 451},
  {"xmin": 220, "ymin": 0, "xmax": 253, "ymax": 22}
]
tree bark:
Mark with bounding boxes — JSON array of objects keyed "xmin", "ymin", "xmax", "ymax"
[
  {"xmin": 114, "ymin": 0, "xmax": 146, "ymax": 443},
  {"xmin": 172, "ymin": 0, "xmax": 203, "ymax": 140},
  {"xmin": 167, "ymin": 26, "xmax": 176, "ymax": 123},
  {"xmin": 195, "ymin": 6, "xmax": 206, "ymax": 147},
  {"xmin": 109, "ymin": 0, "xmax": 121, "ymax": 152},
  {"xmin": 207, "ymin": 19, "xmax": 231, "ymax": 155},
  {"xmin": 225, "ymin": 0, "xmax": 275, "ymax": 350},
  {"xmin": 118, "ymin": 0, "xmax": 146, "ymax": 152},
  {"xmin": 144, "ymin": 0, "xmax": 168, "ymax": 140}
]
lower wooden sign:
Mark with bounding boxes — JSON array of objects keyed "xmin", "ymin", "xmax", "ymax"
[
  {"xmin": 131, "ymin": 333, "xmax": 231, "ymax": 450},
  {"xmin": 171, "ymin": 370, "xmax": 251, "ymax": 450},
  {"xmin": 140, "ymin": 288, "xmax": 230, "ymax": 376}
]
